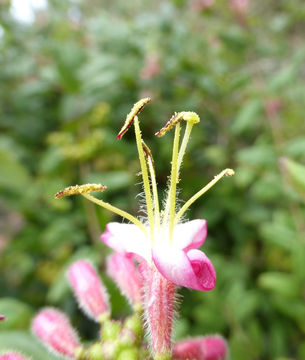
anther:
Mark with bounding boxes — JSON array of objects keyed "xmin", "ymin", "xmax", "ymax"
[
  {"xmin": 117, "ymin": 98, "xmax": 151, "ymax": 140},
  {"xmin": 155, "ymin": 111, "xmax": 200, "ymax": 137},
  {"xmin": 55, "ymin": 184, "xmax": 107, "ymax": 199}
]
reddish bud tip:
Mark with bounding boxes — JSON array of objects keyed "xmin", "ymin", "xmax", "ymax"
[
  {"xmin": 68, "ymin": 260, "xmax": 110, "ymax": 321},
  {"xmin": 173, "ymin": 335, "xmax": 228, "ymax": 360},
  {"xmin": 32, "ymin": 308, "xmax": 80, "ymax": 358}
]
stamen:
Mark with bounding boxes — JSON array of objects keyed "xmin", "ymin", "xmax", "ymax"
[
  {"xmin": 55, "ymin": 184, "xmax": 107, "ymax": 198},
  {"xmin": 164, "ymin": 123, "xmax": 181, "ymax": 241},
  {"xmin": 155, "ymin": 111, "xmax": 199, "ymax": 137},
  {"xmin": 134, "ymin": 116, "xmax": 155, "ymax": 240},
  {"xmin": 56, "ymin": 184, "xmax": 147, "ymax": 235},
  {"xmin": 117, "ymin": 98, "xmax": 151, "ymax": 140},
  {"xmin": 142, "ymin": 140, "xmax": 154, "ymax": 166},
  {"xmin": 174, "ymin": 168, "xmax": 235, "ymax": 225},
  {"xmin": 176, "ymin": 121, "xmax": 194, "ymax": 180},
  {"xmin": 142, "ymin": 140, "xmax": 160, "ymax": 231},
  {"xmin": 82, "ymin": 193, "xmax": 147, "ymax": 235}
]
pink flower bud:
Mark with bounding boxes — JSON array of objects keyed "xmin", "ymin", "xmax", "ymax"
[
  {"xmin": 173, "ymin": 335, "xmax": 228, "ymax": 360},
  {"xmin": 32, "ymin": 308, "xmax": 80, "ymax": 358},
  {"xmin": 107, "ymin": 253, "xmax": 143, "ymax": 307},
  {"xmin": 0, "ymin": 354, "xmax": 28, "ymax": 360},
  {"xmin": 68, "ymin": 260, "xmax": 110, "ymax": 321}
]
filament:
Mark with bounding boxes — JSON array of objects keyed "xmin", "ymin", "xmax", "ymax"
[
  {"xmin": 82, "ymin": 193, "xmax": 147, "ymax": 235},
  {"xmin": 174, "ymin": 168, "xmax": 235, "ymax": 225}
]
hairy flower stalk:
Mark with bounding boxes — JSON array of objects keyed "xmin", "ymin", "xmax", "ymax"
[{"xmin": 55, "ymin": 98, "xmax": 234, "ymax": 359}]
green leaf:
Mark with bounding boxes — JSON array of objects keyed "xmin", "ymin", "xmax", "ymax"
[
  {"xmin": 0, "ymin": 298, "xmax": 33, "ymax": 331},
  {"xmin": 258, "ymin": 272, "xmax": 300, "ymax": 298},
  {"xmin": 236, "ymin": 145, "xmax": 277, "ymax": 167},
  {"xmin": 283, "ymin": 158, "xmax": 305, "ymax": 191},
  {"xmin": 0, "ymin": 149, "xmax": 30, "ymax": 192},
  {"xmin": 231, "ymin": 99, "xmax": 263, "ymax": 135},
  {"xmin": 0, "ymin": 331, "xmax": 57, "ymax": 360}
]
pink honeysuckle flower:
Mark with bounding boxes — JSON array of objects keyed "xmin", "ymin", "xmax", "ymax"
[
  {"xmin": 55, "ymin": 98, "xmax": 234, "ymax": 359},
  {"xmin": 102, "ymin": 219, "xmax": 215, "ymax": 291}
]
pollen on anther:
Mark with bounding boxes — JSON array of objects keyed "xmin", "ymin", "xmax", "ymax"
[
  {"xmin": 55, "ymin": 184, "xmax": 107, "ymax": 199},
  {"xmin": 116, "ymin": 97, "xmax": 151, "ymax": 140},
  {"xmin": 155, "ymin": 111, "xmax": 200, "ymax": 137},
  {"xmin": 225, "ymin": 169, "xmax": 235, "ymax": 177}
]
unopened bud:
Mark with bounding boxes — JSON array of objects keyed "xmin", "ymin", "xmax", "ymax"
[
  {"xmin": 117, "ymin": 348, "xmax": 139, "ymax": 360},
  {"xmin": 68, "ymin": 260, "xmax": 110, "ymax": 322},
  {"xmin": 119, "ymin": 328, "xmax": 137, "ymax": 347},
  {"xmin": 101, "ymin": 320, "xmax": 121, "ymax": 341},
  {"xmin": 124, "ymin": 314, "xmax": 143, "ymax": 340},
  {"xmin": 87, "ymin": 343, "xmax": 103, "ymax": 360},
  {"xmin": 100, "ymin": 340, "xmax": 119, "ymax": 360},
  {"xmin": 0, "ymin": 354, "xmax": 28, "ymax": 360},
  {"xmin": 32, "ymin": 308, "xmax": 81, "ymax": 358},
  {"xmin": 173, "ymin": 335, "xmax": 228, "ymax": 360},
  {"xmin": 107, "ymin": 253, "xmax": 143, "ymax": 308}
]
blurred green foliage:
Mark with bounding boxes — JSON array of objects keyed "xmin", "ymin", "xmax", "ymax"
[{"xmin": 0, "ymin": 0, "xmax": 305, "ymax": 359}]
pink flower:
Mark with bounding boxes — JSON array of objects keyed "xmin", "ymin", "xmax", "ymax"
[
  {"xmin": 68, "ymin": 260, "xmax": 110, "ymax": 321},
  {"xmin": 173, "ymin": 335, "xmax": 228, "ymax": 360},
  {"xmin": 0, "ymin": 354, "xmax": 28, "ymax": 360},
  {"xmin": 32, "ymin": 308, "xmax": 80, "ymax": 358},
  {"xmin": 101, "ymin": 219, "xmax": 216, "ymax": 291},
  {"xmin": 55, "ymin": 99, "xmax": 234, "ymax": 358}
]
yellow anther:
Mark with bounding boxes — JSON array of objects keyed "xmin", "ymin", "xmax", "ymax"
[
  {"xmin": 55, "ymin": 184, "xmax": 107, "ymax": 198},
  {"xmin": 155, "ymin": 111, "xmax": 200, "ymax": 137},
  {"xmin": 117, "ymin": 98, "xmax": 151, "ymax": 140},
  {"xmin": 224, "ymin": 168, "xmax": 235, "ymax": 177}
]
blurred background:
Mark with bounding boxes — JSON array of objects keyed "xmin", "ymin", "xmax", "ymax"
[{"xmin": 0, "ymin": 0, "xmax": 305, "ymax": 359}]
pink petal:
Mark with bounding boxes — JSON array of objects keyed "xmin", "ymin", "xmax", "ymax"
[
  {"xmin": 100, "ymin": 222, "xmax": 150, "ymax": 261},
  {"xmin": 152, "ymin": 246, "xmax": 216, "ymax": 291},
  {"xmin": 173, "ymin": 219, "xmax": 207, "ymax": 251},
  {"xmin": 173, "ymin": 335, "xmax": 228, "ymax": 360}
]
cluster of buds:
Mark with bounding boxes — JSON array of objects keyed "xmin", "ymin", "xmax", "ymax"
[
  {"xmin": 30, "ymin": 259, "xmax": 148, "ymax": 360},
  {"xmin": 2, "ymin": 99, "xmax": 232, "ymax": 359}
]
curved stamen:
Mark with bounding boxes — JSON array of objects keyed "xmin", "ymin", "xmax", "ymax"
[
  {"xmin": 55, "ymin": 184, "xmax": 147, "ymax": 235},
  {"xmin": 134, "ymin": 116, "xmax": 155, "ymax": 241},
  {"xmin": 155, "ymin": 111, "xmax": 199, "ymax": 138},
  {"xmin": 174, "ymin": 168, "xmax": 235, "ymax": 226},
  {"xmin": 82, "ymin": 193, "xmax": 147, "ymax": 235}
]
